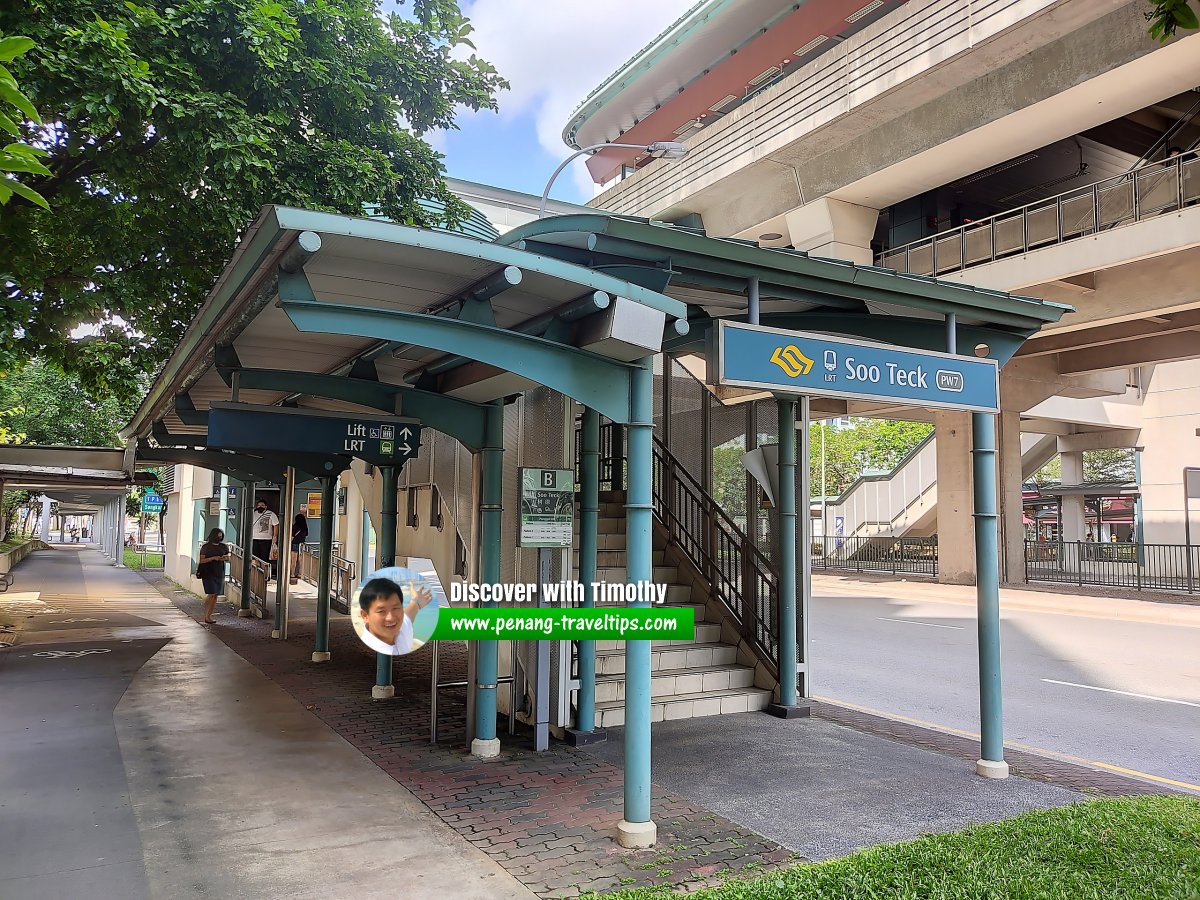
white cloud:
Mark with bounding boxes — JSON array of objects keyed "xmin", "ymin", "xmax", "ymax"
[{"xmin": 459, "ymin": 0, "xmax": 694, "ymax": 197}]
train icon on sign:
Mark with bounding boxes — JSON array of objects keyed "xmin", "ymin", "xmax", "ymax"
[{"xmin": 936, "ymin": 370, "xmax": 964, "ymax": 392}]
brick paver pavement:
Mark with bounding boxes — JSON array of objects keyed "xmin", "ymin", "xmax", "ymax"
[
  {"xmin": 150, "ymin": 576, "xmax": 1174, "ymax": 897},
  {"xmin": 150, "ymin": 577, "xmax": 795, "ymax": 898}
]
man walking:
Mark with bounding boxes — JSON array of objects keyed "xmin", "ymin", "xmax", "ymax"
[{"xmin": 251, "ymin": 499, "xmax": 280, "ymax": 582}]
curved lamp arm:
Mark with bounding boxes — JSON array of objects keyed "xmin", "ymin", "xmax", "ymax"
[{"xmin": 538, "ymin": 141, "xmax": 687, "ymax": 218}]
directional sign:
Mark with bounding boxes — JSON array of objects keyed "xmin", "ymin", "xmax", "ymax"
[
  {"xmin": 713, "ymin": 321, "xmax": 999, "ymax": 413},
  {"xmin": 519, "ymin": 468, "xmax": 574, "ymax": 548},
  {"xmin": 207, "ymin": 403, "xmax": 422, "ymax": 465},
  {"xmin": 141, "ymin": 492, "xmax": 164, "ymax": 513}
]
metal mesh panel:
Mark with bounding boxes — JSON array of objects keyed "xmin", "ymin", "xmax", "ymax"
[
  {"xmin": 501, "ymin": 398, "xmax": 521, "ymax": 585},
  {"xmin": 455, "ymin": 441, "xmax": 473, "ymax": 533},
  {"xmin": 667, "ymin": 357, "xmax": 706, "ymax": 486},
  {"xmin": 159, "ymin": 465, "xmax": 177, "ymax": 494},
  {"xmin": 653, "ymin": 354, "xmax": 665, "ymax": 435},
  {"xmin": 433, "ymin": 431, "xmax": 456, "ymax": 506},
  {"xmin": 407, "ymin": 430, "xmax": 432, "ymax": 485}
]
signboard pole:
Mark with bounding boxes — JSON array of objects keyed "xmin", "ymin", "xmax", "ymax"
[{"xmin": 535, "ymin": 547, "xmax": 552, "ymax": 751}]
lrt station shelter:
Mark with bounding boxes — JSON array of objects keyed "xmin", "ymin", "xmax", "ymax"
[
  {"xmin": 567, "ymin": 0, "xmax": 1200, "ymax": 591},
  {"xmin": 104, "ymin": 202, "xmax": 1069, "ymax": 846}
]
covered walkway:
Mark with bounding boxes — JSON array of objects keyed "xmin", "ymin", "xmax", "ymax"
[{"xmin": 0, "ymin": 546, "xmax": 531, "ymax": 900}]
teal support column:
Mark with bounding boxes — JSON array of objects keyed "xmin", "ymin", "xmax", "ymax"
[
  {"xmin": 767, "ymin": 397, "xmax": 806, "ymax": 717},
  {"xmin": 575, "ymin": 408, "xmax": 600, "ymax": 736},
  {"xmin": 374, "ymin": 465, "xmax": 399, "ymax": 698},
  {"xmin": 313, "ymin": 475, "xmax": 336, "ymax": 662},
  {"xmin": 618, "ymin": 358, "xmax": 656, "ymax": 848},
  {"xmin": 972, "ymin": 411, "xmax": 1009, "ymax": 778},
  {"xmin": 472, "ymin": 400, "xmax": 504, "ymax": 759},
  {"xmin": 238, "ymin": 481, "xmax": 255, "ymax": 616}
]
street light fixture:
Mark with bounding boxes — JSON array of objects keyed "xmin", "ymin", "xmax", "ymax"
[{"xmin": 538, "ymin": 141, "xmax": 689, "ymax": 218}]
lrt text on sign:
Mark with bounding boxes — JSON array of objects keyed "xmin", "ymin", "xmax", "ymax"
[{"xmin": 713, "ymin": 321, "xmax": 999, "ymax": 413}]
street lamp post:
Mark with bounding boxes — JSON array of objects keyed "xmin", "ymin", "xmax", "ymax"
[{"xmin": 538, "ymin": 141, "xmax": 689, "ymax": 218}]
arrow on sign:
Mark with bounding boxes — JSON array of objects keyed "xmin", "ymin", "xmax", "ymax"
[
  {"xmin": 400, "ymin": 444, "xmax": 411, "ymax": 455},
  {"xmin": 399, "ymin": 426, "xmax": 413, "ymax": 440}
]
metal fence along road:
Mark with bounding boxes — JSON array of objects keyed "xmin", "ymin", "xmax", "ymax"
[
  {"xmin": 1024, "ymin": 540, "xmax": 1200, "ymax": 593},
  {"xmin": 815, "ymin": 536, "xmax": 939, "ymax": 577}
]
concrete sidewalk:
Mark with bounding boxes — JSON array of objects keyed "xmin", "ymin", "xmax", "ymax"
[{"xmin": 0, "ymin": 547, "xmax": 532, "ymax": 900}]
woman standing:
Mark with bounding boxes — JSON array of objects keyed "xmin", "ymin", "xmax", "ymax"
[
  {"xmin": 290, "ymin": 513, "xmax": 309, "ymax": 585},
  {"xmin": 196, "ymin": 528, "xmax": 230, "ymax": 625}
]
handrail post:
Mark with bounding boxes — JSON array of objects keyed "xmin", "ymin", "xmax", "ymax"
[
  {"xmin": 571, "ymin": 406, "xmax": 600, "ymax": 741},
  {"xmin": 767, "ymin": 397, "xmax": 802, "ymax": 716},
  {"xmin": 312, "ymin": 474, "xmax": 336, "ymax": 663}
]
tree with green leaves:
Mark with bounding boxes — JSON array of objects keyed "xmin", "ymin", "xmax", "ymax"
[
  {"xmin": 0, "ymin": 359, "xmax": 142, "ymax": 446},
  {"xmin": 0, "ymin": 33, "xmax": 50, "ymax": 208},
  {"xmin": 1146, "ymin": 0, "xmax": 1199, "ymax": 40},
  {"xmin": 0, "ymin": 0, "xmax": 506, "ymax": 398}
]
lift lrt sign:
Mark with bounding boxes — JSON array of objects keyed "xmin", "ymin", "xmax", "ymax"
[
  {"xmin": 207, "ymin": 404, "xmax": 422, "ymax": 465},
  {"xmin": 713, "ymin": 321, "xmax": 1000, "ymax": 413}
]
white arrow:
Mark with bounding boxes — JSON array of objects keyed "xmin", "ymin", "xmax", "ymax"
[
  {"xmin": 399, "ymin": 426, "xmax": 413, "ymax": 440},
  {"xmin": 399, "ymin": 443, "xmax": 411, "ymax": 455}
]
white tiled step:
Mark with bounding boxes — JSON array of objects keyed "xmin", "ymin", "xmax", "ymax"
[
  {"xmin": 573, "ymin": 549, "xmax": 666, "ymax": 567},
  {"xmin": 594, "ymin": 565, "xmax": 679, "ymax": 582},
  {"xmin": 595, "ymin": 621, "xmax": 721, "ymax": 651},
  {"xmin": 595, "ymin": 686, "xmax": 773, "ymax": 728},
  {"xmin": 595, "ymin": 642, "xmax": 736, "ymax": 675},
  {"xmin": 595, "ymin": 663, "xmax": 756, "ymax": 702}
]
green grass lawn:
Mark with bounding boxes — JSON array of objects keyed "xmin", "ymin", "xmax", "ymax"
[
  {"xmin": 123, "ymin": 548, "xmax": 165, "ymax": 570},
  {"xmin": 600, "ymin": 797, "xmax": 1200, "ymax": 900}
]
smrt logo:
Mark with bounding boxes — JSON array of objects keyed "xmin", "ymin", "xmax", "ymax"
[{"xmin": 770, "ymin": 345, "xmax": 814, "ymax": 378}]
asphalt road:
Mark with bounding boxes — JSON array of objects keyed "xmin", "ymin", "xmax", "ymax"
[{"xmin": 810, "ymin": 581, "xmax": 1200, "ymax": 792}]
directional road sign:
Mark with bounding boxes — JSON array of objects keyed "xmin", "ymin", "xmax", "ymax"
[
  {"xmin": 713, "ymin": 321, "xmax": 999, "ymax": 413},
  {"xmin": 141, "ymin": 492, "xmax": 164, "ymax": 513},
  {"xmin": 207, "ymin": 403, "xmax": 422, "ymax": 465}
]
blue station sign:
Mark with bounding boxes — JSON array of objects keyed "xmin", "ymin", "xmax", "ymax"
[
  {"xmin": 713, "ymin": 321, "xmax": 999, "ymax": 413},
  {"xmin": 207, "ymin": 403, "xmax": 422, "ymax": 465}
]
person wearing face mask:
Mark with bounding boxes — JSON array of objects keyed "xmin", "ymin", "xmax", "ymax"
[
  {"xmin": 251, "ymin": 499, "xmax": 280, "ymax": 581},
  {"xmin": 196, "ymin": 527, "xmax": 231, "ymax": 624}
]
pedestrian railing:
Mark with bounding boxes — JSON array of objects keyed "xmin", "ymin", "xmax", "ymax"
[
  {"xmin": 814, "ymin": 536, "xmax": 939, "ymax": 577},
  {"xmin": 248, "ymin": 557, "xmax": 270, "ymax": 614},
  {"xmin": 229, "ymin": 545, "xmax": 244, "ymax": 586},
  {"xmin": 296, "ymin": 544, "xmax": 358, "ymax": 613},
  {"xmin": 878, "ymin": 154, "xmax": 1200, "ymax": 277},
  {"xmin": 1024, "ymin": 540, "xmax": 1200, "ymax": 593}
]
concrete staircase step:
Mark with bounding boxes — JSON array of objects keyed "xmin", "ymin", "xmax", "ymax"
[
  {"xmin": 595, "ymin": 686, "xmax": 773, "ymax": 728},
  {"xmin": 573, "ymin": 549, "xmax": 665, "ymax": 567},
  {"xmin": 595, "ymin": 663, "xmax": 756, "ymax": 703},
  {"xmin": 594, "ymin": 565, "xmax": 679, "ymax": 583},
  {"xmin": 595, "ymin": 642, "xmax": 736, "ymax": 675},
  {"xmin": 594, "ymin": 621, "xmax": 722, "ymax": 651}
]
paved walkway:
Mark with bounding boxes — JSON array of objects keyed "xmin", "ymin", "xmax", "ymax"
[
  {"xmin": 2, "ymin": 547, "xmax": 1178, "ymax": 899},
  {"xmin": 0, "ymin": 547, "xmax": 531, "ymax": 900}
]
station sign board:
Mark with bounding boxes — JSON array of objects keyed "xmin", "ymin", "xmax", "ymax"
[
  {"xmin": 518, "ymin": 468, "xmax": 574, "ymax": 548},
  {"xmin": 712, "ymin": 321, "xmax": 999, "ymax": 413},
  {"xmin": 208, "ymin": 403, "xmax": 421, "ymax": 466}
]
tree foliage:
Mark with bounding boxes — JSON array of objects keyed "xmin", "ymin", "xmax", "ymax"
[
  {"xmin": 1030, "ymin": 449, "xmax": 1136, "ymax": 486},
  {"xmin": 0, "ymin": 33, "xmax": 51, "ymax": 208},
  {"xmin": 811, "ymin": 419, "xmax": 933, "ymax": 498},
  {"xmin": 1146, "ymin": 0, "xmax": 1200, "ymax": 41},
  {"xmin": 0, "ymin": 358, "xmax": 142, "ymax": 446},
  {"xmin": 0, "ymin": 0, "xmax": 507, "ymax": 397}
]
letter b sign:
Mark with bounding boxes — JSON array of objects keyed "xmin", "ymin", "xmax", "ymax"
[{"xmin": 541, "ymin": 470, "xmax": 556, "ymax": 488}]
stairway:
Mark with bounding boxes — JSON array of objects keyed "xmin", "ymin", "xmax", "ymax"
[{"xmin": 574, "ymin": 491, "xmax": 771, "ymax": 728}]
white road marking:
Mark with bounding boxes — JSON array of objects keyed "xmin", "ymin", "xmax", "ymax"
[
  {"xmin": 1042, "ymin": 678, "xmax": 1200, "ymax": 708},
  {"xmin": 876, "ymin": 616, "xmax": 963, "ymax": 630},
  {"xmin": 30, "ymin": 648, "xmax": 112, "ymax": 659}
]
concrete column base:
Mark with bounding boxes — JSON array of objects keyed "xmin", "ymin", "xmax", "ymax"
[
  {"xmin": 270, "ymin": 629, "xmax": 281, "ymax": 639},
  {"xmin": 976, "ymin": 758, "xmax": 1010, "ymax": 779},
  {"xmin": 471, "ymin": 737, "xmax": 501, "ymax": 759},
  {"xmin": 616, "ymin": 819, "xmax": 657, "ymax": 849},
  {"xmin": 237, "ymin": 608, "xmax": 252, "ymax": 617},
  {"xmin": 311, "ymin": 651, "xmax": 331, "ymax": 663},
  {"xmin": 564, "ymin": 726, "xmax": 607, "ymax": 747},
  {"xmin": 765, "ymin": 701, "xmax": 812, "ymax": 719},
  {"xmin": 371, "ymin": 684, "xmax": 394, "ymax": 700}
]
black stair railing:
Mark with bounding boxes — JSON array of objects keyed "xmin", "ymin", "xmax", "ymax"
[{"xmin": 579, "ymin": 421, "xmax": 780, "ymax": 678}]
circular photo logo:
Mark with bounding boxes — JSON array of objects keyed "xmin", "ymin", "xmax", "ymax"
[{"xmin": 351, "ymin": 566, "xmax": 441, "ymax": 656}]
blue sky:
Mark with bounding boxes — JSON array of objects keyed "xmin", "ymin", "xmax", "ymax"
[{"xmin": 432, "ymin": 0, "xmax": 695, "ymax": 204}]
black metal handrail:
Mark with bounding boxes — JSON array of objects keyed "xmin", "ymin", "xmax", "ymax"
[
  {"xmin": 815, "ymin": 535, "xmax": 938, "ymax": 577},
  {"xmin": 1024, "ymin": 540, "xmax": 1198, "ymax": 593},
  {"xmin": 579, "ymin": 420, "xmax": 779, "ymax": 677},
  {"xmin": 652, "ymin": 435, "xmax": 780, "ymax": 676}
]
